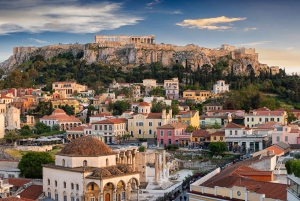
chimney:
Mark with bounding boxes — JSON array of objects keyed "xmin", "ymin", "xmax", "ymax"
[{"xmin": 162, "ymin": 109, "xmax": 166, "ymax": 119}]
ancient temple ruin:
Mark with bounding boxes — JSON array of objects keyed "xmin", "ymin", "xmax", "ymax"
[{"xmin": 94, "ymin": 35, "xmax": 155, "ymax": 44}]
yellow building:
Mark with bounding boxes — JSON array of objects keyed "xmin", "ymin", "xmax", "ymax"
[
  {"xmin": 128, "ymin": 109, "xmax": 172, "ymax": 141},
  {"xmin": 182, "ymin": 90, "xmax": 211, "ymax": 102},
  {"xmin": 177, "ymin": 110, "xmax": 200, "ymax": 128},
  {"xmin": 51, "ymin": 99, "xmax": 80, "ymax": 114},
  {"xmin": 190, "ymin": 130, "xmax": 210, "ymax": 147},
  {"xmin": 210, "ymin": 131, "xmax": 225, "ymax": 142},
  {"xmin": 52, "ymin": 81, "xmax": 88, "ymax": 98}
]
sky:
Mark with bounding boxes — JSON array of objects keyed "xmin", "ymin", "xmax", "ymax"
[{"xmin": 0, "ymin": 0, "xmax": 299, "ymax": 73}]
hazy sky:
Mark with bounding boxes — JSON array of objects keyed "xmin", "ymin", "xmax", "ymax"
[{"xmin": 0, "ymin": 0, "xmax": 299, "ymax": 73}]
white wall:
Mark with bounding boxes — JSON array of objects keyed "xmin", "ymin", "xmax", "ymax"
[{"xmin": 56, "ymin": 155, "xmax": 116, "ymax": 168}]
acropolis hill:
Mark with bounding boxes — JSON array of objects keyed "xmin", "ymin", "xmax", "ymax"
[{"xmin": 0, "ymin": 35, "xmax": 279, "ymax": 74}]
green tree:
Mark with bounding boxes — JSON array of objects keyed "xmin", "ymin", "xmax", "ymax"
[
  {"xmin": 286, "ymin": 110, "xmax": 297, "ymax": 124},
  {"xmin": 58, "ymin": 104, "xmax": 75, "ymax": 115},
  {"xmin": 185, "ymin": 125, "xmax": 198, "ymax": 133},
  {"xmin": 34, "ymin": 122, "xmax": 51, "ymax": 134},
  {"xmin": 149, "ymin": 86, "xmax": 164, "ymax": 97},
  {"xmin": 138, "ymin": 145, "xmax": 146, "ymax": 152},
  {"xmin": 285, "ymin": 159, "xmax": 300, "ymax": 177},
  {"xmin": 52, "ymin": 124, "xmax": 60, "ymax": 131},
  {"xmin": 18, "ymin": 152, "xmax": 54, "ymax": 179},
  {"xmin": 4, "ymin": 130, "xmax": 20, "ymax": 144},
  {"xmin": 20, "ymin": 125, "xmax": 31, "ymax": 136},
  {"xmin": 108, "ymin": 101, "xmax": 130, "ymax": 116},
  {"xmin": 208, "ymin": 141, "xmax": 228, "ymax": 155}
]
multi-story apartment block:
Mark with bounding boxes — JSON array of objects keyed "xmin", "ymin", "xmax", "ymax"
[
  {"xmin": 52, "ymin": 81, "xmax": 88, "ymax": 98},
  {"xmin": 142, "ymin": 79, "xmax": 157, "ymax": 96},
  {"xmin": 182, "ymin": 90, "xmax": 210, "ymax": 102},
  {"xmin": 245, "ymin": 109, "xmax": 287, "ymax": 128},
  {"xmin": 287, "ymin": 173, "xmax": 300, "ymax": 201},
  {"xmin": 177, "ymin": 110, "xmax": 200, "ymax": 128},
  {"xmin": 156, "ymin": 123, "xmax": 188, "ymax": 147},
  {"xmin": 212, "ymin": 80, "xmax": 229, "ymax": 94},
  {"xmin": 164, "ymin": 78, "xmax": 179, "ymax": 99},
  {"xmin": 225, "ymin": 122, "xmax": 268, "ymax": 152},
  {"xmin": 91, "ymin": 119, "xmax": 127, "ymax": 144},
  {"xmin": 271, "ymin": 125, "xmax": 300, "ymax": 145},
  {"xmin": 0, "ymin": 94, "xmax": 13, "ymax": 105},
  {"xmin": 128, "ymin": 109, "xmax": 172, "ymax": 141}
]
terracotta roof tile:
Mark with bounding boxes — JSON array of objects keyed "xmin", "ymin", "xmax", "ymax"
[
  {"xmin": 0, "ymin": 197, "xmax": 22, "ymax": 201},
  {"xmin": 210, "ymin": 131, "xmax": 225, "ymax": 136},
  {"xmin": 8, "ymin": 178, "xmax": 31, "ymax": 187},
  {"xmin": 19, "ymin": 185, "xmax": 43, "ymax": 200},
  {"xmin": 266, "ymin": 146, "xmax": 284, "ymax": 155},
  {"xmin": 90, "ymin": 112, "xmax": 112, "ymax": 118},
  {"xmin": 92, "ymin": 118, "xmax": 126, "ymax": 124},
  {"xmin": 225, "ymin": 122, "xmax": 245, "ymax": 129},
  {"xmin": 138, "ymin": 102, "xmax": 150, "ymax": 106},
  {"xmin": 192, "ymin": 130, "xmax": 210, "ymax": 137},
  {"xmin": 157, "ymin": 123, "xmax": 187, "ymax": 129}
]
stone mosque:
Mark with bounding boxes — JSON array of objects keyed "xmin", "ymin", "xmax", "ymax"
[{"xmin": 43, "ymin": 136, "xmax": 140, "ymax": 201}]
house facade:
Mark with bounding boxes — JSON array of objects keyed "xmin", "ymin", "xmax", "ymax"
[
  {"xmin": 271, "ymin": 125, "xmax": 300, "ymax": 145},
  {"xmin": 156, "ymin": 123, "xmax": 188, "ymax": 147},
  {"xmin": 182, "ymin": 90, "xmax": 210, "ymax": 102},
  {"xmin": 177, "ymin": 110, "xmax": 200, "ymax": 128},
  {"xmin": 212, "ymin": 80, "xmax": 229, "ymax": 94},
  {"xmin": 52, "ymin": 81, "xmax": 88, "ymax": 98},
  {"xmin": 164, "ymin": 78, "xmax": 179, "ymax": 100},
  {"xmin": 245, "ymin": 110, "xmax": 287, "ymax": 128},
  {"xmin": 91, "ymin": 119, "xmax": 127, "ymax": 144}
]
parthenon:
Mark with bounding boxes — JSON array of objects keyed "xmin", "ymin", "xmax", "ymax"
[{"xmin": 94, "ymin": 35, "xmax": 155, "ymax": 44}]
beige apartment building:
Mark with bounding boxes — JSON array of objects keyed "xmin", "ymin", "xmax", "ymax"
[
  {"xmin": 52, "ymin": 81, "xmax": 88, "ymax": 98},
  {"xmin": 244, "ymin": 109, "xmax": 287, "ymax": 128},
  {"xmin": 142, "ymin": 79, "xmax": 157, "ymax": 96},
  {"xmin": 183, "ymin": 90, "xmax": 211, "ymax": 102},
  {"xmin": 164, "ymin": 77, "xmax": 179, "ymax": 99}
]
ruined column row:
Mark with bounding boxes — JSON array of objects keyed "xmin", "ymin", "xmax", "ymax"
[{"xmin": 94, "ymin": 35, "xmax": 155, "ymax": 44}]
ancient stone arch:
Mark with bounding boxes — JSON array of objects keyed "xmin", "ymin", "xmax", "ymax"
[{"xmin": 103, "ymin": 182, "xmax": 115, "ymax": 201}]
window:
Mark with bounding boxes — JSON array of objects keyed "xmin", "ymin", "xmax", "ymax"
[
  {"xmin": 259, "ymin": 118, "xmax": 262, "ymax": 122},
  {"xmin": 94, "ymin": 125, "xmax": 98, "ymax": 130},
  {"xmin": 91, "ymin": 184, "xmax": 94, "ymax": 190},
  {"xmin": 160, "ymin": 130, "xmax": 164, "ymax": 136},
  {"xmin": 160, "ymin": 139, "xmax": 164, "ymax": 145},
  {"xmin": 106, "ymin": 159, "xmax": 109, "ymax": 166},
  {"xmin": 83, "ymin": 160, "xmax": 87, "ymax": 166},
  {"xmin": 109, "ymin": 125, "xmax": 112, "ymax": 130},
  {"xmin": 48, "ymin": 179, "xmax": 50, "ymax": 185},
  {"xmin": 235, "ymin": 131, "xmax": 237, "ymax": 135},
  {"xmin": 247, "ymin": 118, "xmax": 249, "ymax": 122},
  {"xmin": 48, "ymin": 192, "xmax": 51, "ymax": 198},
  {"xmin": 285, "ymin": 136, "xmax": 288, "ymax": 142},
  {"xmin": 138, "ymin": 122, "xmax": 143, "ymax": 126},
  {"xmin": 100, "ymin": 125, "xmax": 102, "ymax": 130},
  {"xmin": 158, "ymin": 122, "xmax": 162, "ymax": 126},
  {"xmin": 251, "ymin": 118, "xmax": 254, "ymax": 122},
  {"xmin": 130, "ymin": 131, "xmax": 133, "ymax": 136},
  {"xmin": 90, "ymin": 198, "xmax": 95, "ymax": 201},
  {"xmin": 64, "ymin": 196, "xmax": 67, "ymax": 201},
  {"xmin": 64, "ymin": 182, "xmax": 66, "ymax": 188},
  {"xmin": 136, "ymin": 122, "xmax": 139, "ymax": 126},
  {"xmin": 55, "ymin": 194, "xmax": 58, "ymax": 201},
  {"xmin": 71, "ymin": 183, "xmax": 74, "ymax": 189},
  {"xmin": 138, "ymin": 129, "xmax": 142, "ymax": 134},
  {"xmin": 76, "ymin": 184, "xmax": 79, "ymax": 191},
  {"xmin": 130, "ymin": 122, "xmax": 133, "ymax": 126},
  {"xmin": 104, "ymin": 125, "xmax": 107, "ymax": 130},
  {"xmin": 149, "ymin": 129, "xmax": 152, "ymax": 134},
  {"xmin": 176, "ymin": 130, "xmax": 178, "ymax": 136},
  {"xmin": 220, "ymin": 137, "xmax": 223, "ymax": 140},
  {"xmin": 168, "ymin": 131, "xmax": 172, "ymax": 136},
  {"xmin": 55, "ymin": 180, "xmax": 57, "ymax": 187},
  {"xmin": 149, "ymin": 122, "xmax": 152, "ymax": 126},
  {"xmin": 62, "ymin": 159, "xmax": 65, "ymax": 166},
  {"xmin": 265, "ymin": 118, "xmax": 268, "ymax": 122},
  {"xmin": 276, "ymin": 136, "xmax": 280, "ymax": 142},
  {"xmin": 71, "ymin": 197, "xmax": 75, "ymax": 201},
  {"xmin": 277, "ymin": 118, "xmax": 280, "ymax": 122},
  {"xmin": 230, "ymin": 131, "xmax": 232, "ymax": 135},
  {"xmin": 271, "ymin": 118, "xmax": 274, "ymax": 121},
  {"xmin": 168, "ymin": 139, "xmax": 172, "ymax": 145}
]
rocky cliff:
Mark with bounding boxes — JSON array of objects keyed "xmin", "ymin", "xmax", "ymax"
[{"xmin": 0, "ymin": 42, "xmax": 269, "ymax": 74}]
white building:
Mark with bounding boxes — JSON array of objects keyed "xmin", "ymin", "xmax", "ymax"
[
  {"xmin": 164, "ymin": 78, "xmax": 179, "ymax": 99},
  {"xmin": 89, "ymin": 113, "xmax": 113, "ymax": 123},
  {"xmin": 43, "ymin": 136, "xmax": 140, "ymax": 201},
  {"xmin": 91, "ymin": 119, "xmax": 127, "ymax": 144},
  {"xmin": 0, "ymin": 114, "xmax": 4, "ymax": 138},
  {"xmin": 142, "ymin": 79, "xmax": 157, "ymax": 96},
  {"xmin": 225, "ymin": 122, "xmax": 268, "ymax": 152},
  {"xmin": 212, "ymin": 80, "xmax": 229, "ymax": 94},
  {"xmin": 287, "ymin": 173, "xmax": 300, "ymax": 201},
  {"xmin": 40, "ymin": 108, "xmax": 81, "ymax": 131},
  {"xmin": 6, "ymin": 106, "xmax": 20, "ymax": 130},
  {"xmin": 245, "ymin": 109, "xmax": 287, "ymax": 128}
]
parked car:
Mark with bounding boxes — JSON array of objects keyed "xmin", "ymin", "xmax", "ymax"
[{"xmin": 148, "ymin": 144, "xmax": 157, "ymax": 148}]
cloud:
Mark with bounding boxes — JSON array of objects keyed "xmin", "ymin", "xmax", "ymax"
[
  {"xmin": 176, "ymin": 16, "xmax": 246, "ymax": 30},
  {"xmin": 236, "ymin": 41, "xmax": 272, "ymax": 46},
  {"xmin": 27, "ymin": 38, "xmax": 47, "ymax": 44},
  {"xmin": 286, "ymin": 47, "xmax": 294, "ymax": 51},
  {"xmin": 146, "ymin": 0, "xmax": 161, "ymax": 8},
  {"xmin": 244, "ymin": 27, "xmax": 257, "ymax": 31},
  {"xmin": 0, "ymin": 0, "xmax": 143, "ymax": 35}
]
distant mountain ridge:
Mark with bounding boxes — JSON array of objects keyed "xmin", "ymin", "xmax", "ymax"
[{"xmin": 0, "ymin": 43, "xmax": 278, "ymax": 74}]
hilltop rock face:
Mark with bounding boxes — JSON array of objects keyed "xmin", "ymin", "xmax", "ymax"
[{"xmin": 0, "ymin": 43, "xmax": 264, "ymax": 74}]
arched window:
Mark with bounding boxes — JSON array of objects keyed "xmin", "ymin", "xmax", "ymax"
[
  {"xmin": 62, "ymin": 159, "xmax": 65, "ymax": 166},
  {"xmin": 130, "ymin": 131, "xmax": 133, "ymax": 136},
  {"xmin": 76, "ymin": 184, "xmax": 79, "ymax": 191},
  {"xmin": 83, "ymin": 160, "xmax": 87, "ymax": 166},
  {"xmin": 71, "ymin": 183, "xmax": 74, "ymax": 189},
  {"xmin": 63, "ymin": 182, "xmax": 66, "ymax": 188},
  {"xmin": 48, "ymin": 179, "xmax": 50, "ymax": 185},
  {"xmin": 106, "ymin": 158, "xmax": 109, "ymax": 166},
  {"xmin": 55, "ymin": 180, "xmax": 57, "ymax": 187},
  {"xmin": 149, "ymin": 129, "xmax": 152, "ymax": 134}
]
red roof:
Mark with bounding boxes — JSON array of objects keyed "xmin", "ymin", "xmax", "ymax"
[
  {"xmin": 40, "ymin": 108, "xmax": 81, "ymax": 123},
  {"xmin": 266, "ymin": 145, "xmax": 284, "ymax": 155},
  {"xmin": 210, "ymin": 131, "xmax": 225, "ymax": 136},
  {"xmin": 90, "ymin": 112, "xmax": 112, "ymax": 118},
  {"xmin": 290, "ymin": 129, "xmax": 299, "ymax": 133},
  {"xmin": 255, "ymin": 107, "xmax": 270, "ymax": 111},
  {"xmin": 138, "ymin": 102, "xmax": 150, "ymax": 106},
  {"xmin": 192, "ymin": 130, "xmax": 210, "ymax": 137},
  {"xmin": 19, "ymin": 185, "xmax": 43, "ymax": 200},
  {"xmin": 225, "ymin": 122, "xmax": 245, "ymax": 129},
  {"xmin": 254, "ymin": 111, "xmax": 285, "ymax": 116},
  {"xmin": 92, "ymin": 118, "xmax": 126, "ymax": 124},
  {"xmin": 8, "ymin": 178, "xmax": 31, "ymax": 187}
]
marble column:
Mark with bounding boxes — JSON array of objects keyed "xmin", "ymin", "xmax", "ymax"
[
  {"xmin": 158, "ymin": 154, "xmax": 162, "ymax": 181},
  {"xmin": 162, "ymin": 150, "xmax": 166, "ymax": 179},
  {"xmin": 154, "ymin": 153, "xmax": 159, "ymax": 183},
  {"xmin": 166, "ymin": 163, "xmax": 169, "ymax": 178},
  {"xmin": 132, "ymin": 152, "xmax": 136, "ymax": 171},
  {"xmin": 113, "ymin": 189, "xmax": 117, "ymax": 201}
]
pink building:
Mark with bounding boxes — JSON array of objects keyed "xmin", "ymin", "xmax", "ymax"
[
  {"xmin": 156, "ymin": 123, "xmax": 188, "ymax": 147},
  {"xmin": 272, "ymin": 125, "xmax": 300, "ymax": 145}
]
